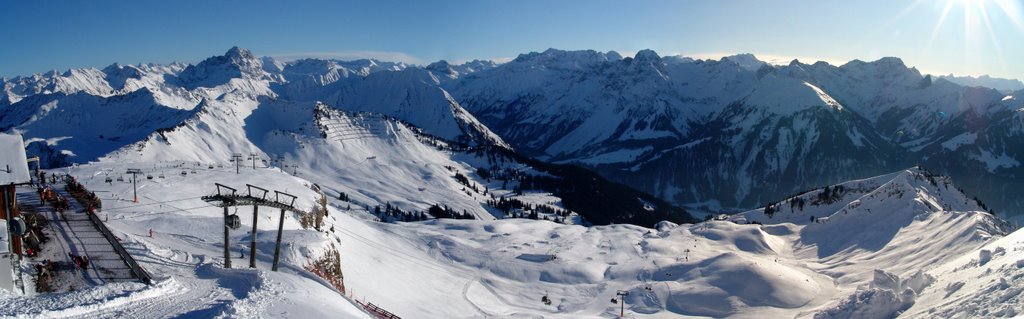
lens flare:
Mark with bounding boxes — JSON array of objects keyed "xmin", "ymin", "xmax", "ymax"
[{"xmin": 919, "ymin": 0, "xmax": 1022, "ymax": 75}]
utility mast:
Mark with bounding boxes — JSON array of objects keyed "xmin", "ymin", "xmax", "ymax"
[
  {"xmin": 614, "ymin": 290, "xmax": 629, "ymax": 317},
  {"xmin": 231, "ymin": 153, "xmax": 242, "ymax": 174},
  {"xmin": 249, "ymin": 153, "xmax": 258, "ymax": 170},
  {"xmin": 126, "ymin": 168, "xmax": 142, "ymax": 203}
]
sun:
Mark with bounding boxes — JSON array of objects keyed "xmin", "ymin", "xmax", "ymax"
[{"xmin": 913, "ymin": 0, "xmax": 1024, "ymax": 74}]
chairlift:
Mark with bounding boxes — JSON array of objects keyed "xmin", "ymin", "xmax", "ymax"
[
  {"xmin": 181, "ymin": 170, "xmax": 188, "ymax": 176},
  {"xmin": 541, "ymin": 295, "xmax": 551, "ymax": 305},
  {"xmin": 159, "ymin": 173, "xmax": 166, "ymax": 179},
  {"xmin": 117, "ymin": 176, "xmax": 124, "ymax": 182},
  {"xmin": 191, "ymin": 169, "xmax": 196, "ymax": 174},
  {"xmin": 146, "ymin": 174, "xmax": 154, "ymax": 180},
  {"xmin": 227, "ymin": 214, "xmax": 242, "ymax": 230},
  {"xmin": 208, "ymin": 164, "xmax": 214, "ymax": 169},
  {"xmin": 105, "ymin": 177, "xmax": 113, "ymax": 183}
]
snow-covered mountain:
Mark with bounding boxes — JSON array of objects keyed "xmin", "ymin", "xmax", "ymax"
[
  {"xmin": 2, "ymin": 47, "xmax": 1021, "ymax": 318},
  {"xmin": 2, "ymin": 47, "xmax": 687, "ymax": 228},
  {"xmin": 4, "ymin": 46, "xmax": 1022, "ymax": 220},
  {"xmin": 4, "ymin": 46, "xmax": 1021, "ymax": 220},
  {"xmin": 443, "ymin": 49, "xmax": 1023, "ymax": 220},
  {"xmin": 2, "ymin": 161, "xmax": 1010, "ymax": 317},
  {"xmin": 0, "ymin": 89, "xmax": 199, "ymax": 166},
  {"xmin": 938, "ymin": 73, "xmax": 1024, "ymax": 93}
]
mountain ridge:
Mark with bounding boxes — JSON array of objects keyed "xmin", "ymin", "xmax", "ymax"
[{"xmin": 3, "ymin": 46, "xmax": 1022, "ymax": 222}]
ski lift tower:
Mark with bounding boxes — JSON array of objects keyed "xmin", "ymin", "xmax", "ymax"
[
  {"xmin": 613, "ymin": 290, "xmax": 630, "ymax": 317},
  {"xmin": 248, "ymin": 153, "xmax": 259, "ymax": 170},
  {"xmin": 231, "ymin": 153, "xmax": 243, "ymax": 174},
  {"xmin": 202, "ymin": 183, "xmax": 304, "ymax": 271},
  {"xmin": 126, "ymin": 169, "xmax": 143, "ymax": 203}
]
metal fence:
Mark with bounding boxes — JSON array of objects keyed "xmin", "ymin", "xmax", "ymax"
[{"xmin": 86, "ymin": 211, "xmax": 152, "ymax": 285}]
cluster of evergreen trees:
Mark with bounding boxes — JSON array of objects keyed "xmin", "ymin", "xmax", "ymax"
[
  {"xmin": 814, "ymin": 185, "xmax": 846, "ymax": 205},
  {"xmin": 763, "ymin": 203, "xmax": 779, "ymax": 218},
  {"xmin": 372, "ymin": 202, "xmax": 432, "ymax": 222},
  {"xmin": 789, "ymin": 196, "xmax": 807, "ymax": 212},
  {"xmin": 426, "ymin": 204, "xmax": 475, "ymax": 220},
  {"xmin": 487, "ymin": 196, "xmax": 570, "ymax": 223},
  {"xmin": 451, "ymin": 170, "xmax": 486, "ymax": 195},
  {"xmin": 367, "ymin": 202, "xmax": 477, "ymax": 222}
]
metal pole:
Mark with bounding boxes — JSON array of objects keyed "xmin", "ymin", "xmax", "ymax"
[
  {"xmin": 231, "ymin": 153, "xmax": 242, "ymax": 174},
  {"xmin": 615, "ymin": 290, "xmax": 629, "ymax": 317},
  {"xmin": 224, "ymin": 206, "xmax": 231, "ymax": 269},
  {"xmin": 250, "ymin": 204, "xmax": 258, "ymax": 268},
  {"xmin": 132, "ymin": 173, "xmax": 138, "ymax": 203},
  {"xmin": 272, "ymin": 208, "xmax": 285, "ymax": 271}
]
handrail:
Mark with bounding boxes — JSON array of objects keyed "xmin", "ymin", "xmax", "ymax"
[
  {"xmin": 86, "ymin": 211, "xmax": 153, "ymax": 285},
  {"xmin": 63, "ymin": 177, "xmax": 152, "ymax": 285}
]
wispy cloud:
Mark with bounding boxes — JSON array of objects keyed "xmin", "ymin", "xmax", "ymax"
[{"xmin": 267, "ymin": 50, "xmax": 424, "ymax": 65}]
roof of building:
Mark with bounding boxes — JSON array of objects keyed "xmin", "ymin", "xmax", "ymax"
[{"xmin": 0, "ymin": 133, "xmax": 31, "ymax": 185}]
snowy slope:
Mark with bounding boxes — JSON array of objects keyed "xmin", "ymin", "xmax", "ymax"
[
  {"xmin": 0, "ymin": 164, "xmax": 371, "ymax": 318},
  {"xmin": 323, "ymin": 68, "xmax": 509, "ymax": 147},
  {"xmin": 2, "ymin": 164, "xmax": 1004, "ymax": 318},
  {"xmin": 0, "ymin": 89, "xmax": 198, "ymax": 167},
  {"xmin": 1, "ymin": 47, "xmax": 1021, "ymax": 318},
  {"xmin": 94, "ymin": 91, "xmax": 541, "ymax": 221},
  {"xmin": 0, "ymin": 46, "xmax": 672, "ymax": 229},
  {"xmin": 446, "ymin": 49, "xmax": 1022, "ymax": 220},
  {"xmin": 903, "ymin": 220, "xmax": 1024, "ymax": 317},
  {"xmin": 6, "ymin": 46, "xmax": 1021, "ymax": 218},
  {"xmin": 1, "ymin": 63, "xmax": 190, "ymax": 107}
]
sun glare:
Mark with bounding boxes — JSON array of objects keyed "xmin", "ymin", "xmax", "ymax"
[{"xmin": 919, "ymin": 0, "xmax": 1023, "ymax": 75}]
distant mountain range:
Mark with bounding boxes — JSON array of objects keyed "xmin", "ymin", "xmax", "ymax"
[
  {"xmin": 2, "ymin": 47, "xmax": 1021, "ymax": 222},
  {"xmin": 937, "ymin": 74, "xmax": 1024, "ymax": 93},
  {"xmin": 442, "ymin": 49, "xmax": 1023, "ymax": 220}
]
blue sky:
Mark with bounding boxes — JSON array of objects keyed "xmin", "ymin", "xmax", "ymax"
[{"xmin": 1, "ymin": 0, "xmax": 1022, "ymax": 79}]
